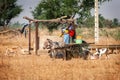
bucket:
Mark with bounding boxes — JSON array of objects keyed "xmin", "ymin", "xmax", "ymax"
[
  {"xmin": 75, "ymin": 39, "xmax": 82, "ymax": 44},
  {"xmin": 76, "ymin": 36, "xmax": 82, "ymax": 39}
]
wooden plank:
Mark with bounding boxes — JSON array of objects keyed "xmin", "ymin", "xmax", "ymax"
[
  {"xmin": 53, "ymin": 44, "xmax": 120, "ymax": 50},
  {"xmin": 53, "ymin": 43, "xmax": 120, "ymax": 49},
  {"xmin": 89, "ymin": 44, "xmax": 120, "ymax": 49},
  {"xmin": 23, "ymin": 16, "xmax": 75, "ymax": 23}
]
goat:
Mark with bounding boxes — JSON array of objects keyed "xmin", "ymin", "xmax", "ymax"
[
  {"xmin": 5, "ymin": 46, "xmax": 29, "ymax": 56},
  {"xmin": 5, "ymin": 46, "xmax": 19, "ymax": 56},
  {"xmin": 43, "ymin": 39, "xmax": 59, "ymax": 49},
  {"xmin": 43, "ymin": 39, "xmax": 65, "ymax": 59},
  {"xmin": 92, "ymin": 48, "xmax": 108, "ymax": 59}
]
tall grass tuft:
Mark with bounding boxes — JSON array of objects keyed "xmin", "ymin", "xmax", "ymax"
[{"xmin": 111, "ymin": 29, "xmax": 120, "ymax": 40}]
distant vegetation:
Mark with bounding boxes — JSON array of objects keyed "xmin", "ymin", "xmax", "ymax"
[
  {"xmin": 1, "ymin": 0, "xmax": 120, "ymax": 31},
  {"xmin": 80, "ymin": 14, "xmax": 120, "ymax": 28},
  {"xmin": 0, "ymin": 0, "xmax": 22, "ymax": 30},
  {"xmin": 32, "ymin": 0, "xmax": 111, "ymax": 31},
  {"xmin": 0, "ymin": 0, "xmax": 120, "ymax": 40}
]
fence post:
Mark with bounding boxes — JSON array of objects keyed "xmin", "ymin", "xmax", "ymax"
[
  {"xmin": 35, "ymin": 22, "xmax": 39, "ymax": 55},
  {"xmin": 28, "ymin": 21, "xmax": 31, "ymax": 54}
]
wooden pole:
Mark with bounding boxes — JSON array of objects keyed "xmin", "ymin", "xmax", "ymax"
[
  {"xmin": 35, "ymin": 22, "xmax": 39, "ymax": 55},
  {"xmin": 28, "ymin": 21, "xmax": 31, "ymax": 54},
  {"xmin": 23, "ymin": 16, "xmax": 74, "ymax": 23},
  {"xmin": 95, "ymin": 0, "xmax": 99, "ymax": 44}
]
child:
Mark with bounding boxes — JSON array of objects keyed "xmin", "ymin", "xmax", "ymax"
[{"xmin": 60, "ymin": 27, "xmax": 70, "ymax": 44}]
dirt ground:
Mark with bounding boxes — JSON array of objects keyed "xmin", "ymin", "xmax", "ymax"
[{"xmin": 0, "ymin": 30, "xmax": 120, "ymax": 80}]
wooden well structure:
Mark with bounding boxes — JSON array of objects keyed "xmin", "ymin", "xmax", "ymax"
[{"xmin": 23, "ymin": 16, "xmax": 75, "ymax": 55}]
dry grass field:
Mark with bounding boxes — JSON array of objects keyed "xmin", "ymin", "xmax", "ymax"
[{"xmin": 0, "ymin": 28, "xmax": 120, "ymax": 80}]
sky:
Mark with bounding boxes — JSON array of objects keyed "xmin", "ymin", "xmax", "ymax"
[
  {"xmin": 11, "ymin": 0, "xmax": 120, "ymax": 24},
  {"xmin": 11, "ymin": 0, "xmax": 40, "ymax": 24}
]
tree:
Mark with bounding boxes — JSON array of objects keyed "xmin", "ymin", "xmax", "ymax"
[
  {"xmin": 32, "ymin": 0, "xmax": 111, "ymax": 30},
  {"xmin": 112, "ymin": 18, "xmax": 119, "ymax": 27},
  {"xmin": 0, "ymin": 0, "xmax": 22, "ymax": 29}
]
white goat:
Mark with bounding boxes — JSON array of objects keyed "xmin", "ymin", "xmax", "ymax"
[{"xmin": 93, "ymin": 48, "xmax": 108, "ymax": 59}]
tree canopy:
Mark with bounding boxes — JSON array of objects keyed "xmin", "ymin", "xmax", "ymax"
[
  {"xmin": 32, "ymin": 0, "xmax": 111, "ymax": 30},
  {"xmin": 0, "ymin": 0, "xmax": 22, "ymax": 29}
]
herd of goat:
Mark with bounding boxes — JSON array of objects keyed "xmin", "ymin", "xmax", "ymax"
[
  {"xmin": 2, "ymin": 25, "xmax": 119, "ymax": 60},
  {"xmin": 43, "ymin": 39, "xmax": 115, "ymax": 60},
  {"xmin": 4, "ymin": 38, "xmax": 119, "ymax": 60}
]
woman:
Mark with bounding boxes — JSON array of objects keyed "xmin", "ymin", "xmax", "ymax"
[{"xmin": 68, "ymin": 22, "xmax": 76, "ymax": 43}]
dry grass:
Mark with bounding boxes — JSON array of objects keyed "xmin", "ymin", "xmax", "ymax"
[
  {"xmin": 0, "ymin": 28, "xmax": 120, "ymax": 80},
  {"xmin": 0, "ymin": 54, "xmax": 120, "ymax": 80}
]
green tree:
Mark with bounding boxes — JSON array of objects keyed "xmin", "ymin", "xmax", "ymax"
[
  {"xmin": 32, "ymin": 0, "xmax": 111, "ymax": 30},
  {"xmin": 0, "ymin": 0, "xmax": 22, "ymax": 29},
  {"xmin": 112, "ymin": 18, "xmax": 119, "ymax": 27}
]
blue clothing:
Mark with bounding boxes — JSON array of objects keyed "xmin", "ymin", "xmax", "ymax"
[
  {"xmin": 64, "ymin": 34, "xmax": 69, "ymax": 44},
  {"xmin": 62, "ymin": 23, "xmax": 70, "ymax": 44}
]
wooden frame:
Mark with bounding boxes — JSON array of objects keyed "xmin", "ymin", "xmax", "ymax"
[{"xmin": 23, "ymin": 16, "xmax": 75, "ymax": 55}]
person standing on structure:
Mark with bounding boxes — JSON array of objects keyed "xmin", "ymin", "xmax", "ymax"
[
  {"xmin": 68, "ymin": 21, "xmax": 76, "ymax": 43},
  {"xmin": 60, "ymin": 23, "xmax": 70, "ymax": 44}
]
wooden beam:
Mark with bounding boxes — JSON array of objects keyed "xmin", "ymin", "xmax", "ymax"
[
  {"xmin": 23, "ymin": 16, "xmax": 75, "ymax": 23},
  {"xmin": 89, "ymin": 44, "xmax": 120, "ymax": 49}
]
